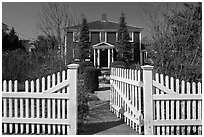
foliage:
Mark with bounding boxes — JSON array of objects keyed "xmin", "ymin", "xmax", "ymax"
[
  {"xmin": 78, "ymin": 61, "xmax": 94, "ymax": 74},
  {"xmin": 2, "ymin": 34, "xmax": 67, "ymax": 82},
  {"xmin": 79, "ymin": 16, "xmax": 91, "ymax": 60},
  {"xmin": 78, "ymin": 83, "xmax": 90, "ymax": 122},
  {"xmin": 145, "ymin": 2, "xmax": 202, "ymax": 82},
  {"xmin": 110, "ymin": 61, "xmax": 126, "ymax": 68},
  {"xmin": 116, "ymin": 13, "xmax": 132, "ymax": 63},
  {"xmin": 128, "ymin": 63, "xmax": 141, "ymax": 70},
  {"xmin": 2, "ymin": 27, "xmax": 24, "ymax": 52},
  {"xmin": 2, "ymin": 49, "xmax": 35, "ymax": 82},
  {"xmin": 83, "ymin": 67, "xmax": 101, "ymax": 93}
]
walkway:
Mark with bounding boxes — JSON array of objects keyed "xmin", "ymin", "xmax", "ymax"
[{"xmin": 78, "ymin": 82, "xmax": 140, "ymax": 135}]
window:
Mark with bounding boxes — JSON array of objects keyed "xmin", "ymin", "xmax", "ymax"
[
  {"xmin": 73, "ymin": 31, "xmax": 80, "ymax": 42},
  {"xmin": 116, "ymin": 32, "xmax": 118, "ymax": 42},
  {"xmin": 129, "ymin": 32, "xmax": 134, "ymax": 42},
  {"xmin": 100, "ymin": 32, "xmax": 107, "ymax": 42},
  {"xmin": 89, "ymin": 32, "xmax": 91, "ymax": 42},
  {"xmin": 116, "ymin": 32, "xmax": 133, "ymax": 42}
]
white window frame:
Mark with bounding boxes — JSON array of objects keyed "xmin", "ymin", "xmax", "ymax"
[
  {"xmin": 128, "ymin": 32, "xmax": 134, "ymax": 42},
  {"xmin": 116, "ymin": 32, "xmax": 118, "ymax": 42},
  {"xmin": 100, "ymin": 32, "xmax": 107, "ymax": 42},
  {"xmin": 116, "ymin": 32, "xmax": 133, "ymax": 42},
  {"xmin": 73, "ymin": 31, "xmax": 80, "ymax": 42},
  {"xmin": 89, "ymin": 32, "xmax": 91, "ymax": 42}
]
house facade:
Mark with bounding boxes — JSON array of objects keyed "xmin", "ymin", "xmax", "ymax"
[{"xmin": 65, "ymin": 14, "xmax": 144, "ymax": 68}]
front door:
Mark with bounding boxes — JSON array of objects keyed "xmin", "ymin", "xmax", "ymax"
[{"xmin": 100, "ymin": 49, "xmax": 108, "ymax": 68}]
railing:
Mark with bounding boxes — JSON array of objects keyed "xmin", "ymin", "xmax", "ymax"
[{"xmin": 2, "ymin": 63, "xmax": 79, "ymax": 135}]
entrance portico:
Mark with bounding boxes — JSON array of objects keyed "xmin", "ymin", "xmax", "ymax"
[{"xmin": 93, "ymin": 42, "xmax": 114, "ymax": 68}]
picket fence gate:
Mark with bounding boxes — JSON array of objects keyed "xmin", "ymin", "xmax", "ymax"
[
  {"xmin": 110, "ymin": 65, "xmax": 202, "ymax": 135},
  {"xmin": 2, "ymin": 64, "xmax": 79, "ymax": 135}
]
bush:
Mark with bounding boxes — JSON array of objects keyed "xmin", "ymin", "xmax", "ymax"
[
  {"xmin": 83, "ymin": 67, "xmax": 101, "ymax": 93},
  {"xmin": 128, "ymin": 63, "xmax": 141, "ymax": 70},
  {"xmin": 78, "ymin": 61, "xmax": 94, "ymax": 74},
  {"xmin": 78, "ymin": 83, "xmax": 90, "ymax": 122},
  {"xmin": 110, "ymin": 61, "xmax": 126, "ymax": 68},
  {"xmin": 2, "ymin": 49, "xmax": 35, "ymax": 82}
]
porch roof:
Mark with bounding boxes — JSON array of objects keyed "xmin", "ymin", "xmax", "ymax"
[{"xmin": 92, "ymin": 42, "xmax": 115, "ymax": 49}]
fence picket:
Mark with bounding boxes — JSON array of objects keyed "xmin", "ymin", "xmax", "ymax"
[
  {"xmin": 8, "ymin": 80, "xmax": 13, "ymax": 133},
  {"xmin": 46, "ymin": 75, "xmax": 51, "ymax": 134},
  {"xmin": 25, "ymin": 80, "xmax": 29, "ymax": 134},
  {"xmin": 31, "ymin": 80, "xmax": 35, "ymax": 133},
  {"xmin": 170, "ymin": 77, "xmax": 174, "ymax": 135},
  {"xmin": 14, "ymin": 80, "xmax": 18, "ymax": 133},
  {"xmin": 175, "ymin": 79, "xmax": 180, "ymax": 135},
  {"xmin": 36, "ymin": 79, "xmax": 40, "ymax": 134},
  {"xmin": 165, "ymin": 76, "xmax": 170, "ymax": 135},
  {"xmin": 192, "ymin": 82, "xmax": 196, "ymax": 134},
  {"xmin": 181, "ymin": 80, "xmax": 185, "ymax": 135},
  {"xmin": 57, "ymin": 72, "xmax": 61, "ymax": 93},
  {"xmin": 41, "ymin": 77, "xmax": 45, "ymax": 133},
  {"xmin": 197, "ymin": 82, "xmax": 202, "ymax": 135},
  {"xmin": 186, "ymin": 82, "xmax": 191, "ymax": 135},
  {"xmin": 160, "ymin": 74, "xmax": 165, "ymax": 135},
  {"xmin": 155, "ymin": 73, "xmax": 160, "ymax": 135}
]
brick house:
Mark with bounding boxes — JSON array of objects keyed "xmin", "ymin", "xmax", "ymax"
[{"xmin": 65, "ymin": 14, "xmax": 144, "ymax": 68}]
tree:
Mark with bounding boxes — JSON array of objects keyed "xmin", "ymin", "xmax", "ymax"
[
  {"xmin": 2, "ymin": 27, "xmax": 24, "ymax": 52},
  {"xmin": 166, "ymin": 2, "xmax": 202, "ymax": 82},
  {"xmin": 37, "ymin": 2, "xmax": 76, "ymax": 57},
  {"xmin": 143, "ymin": 2, "xmax": 202, "ymax": 82},
  {"xmin": 78, "ymin": 15, "xmax": 90, "ymax": 60},
  {"xmin": 116, "ymin": 13, "xmax": 132, "ymax": 63}
]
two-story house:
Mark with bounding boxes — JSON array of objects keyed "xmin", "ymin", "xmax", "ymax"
[{"xmin": 65, "ymin": 14, "xmax": 143, "ymax": 68}]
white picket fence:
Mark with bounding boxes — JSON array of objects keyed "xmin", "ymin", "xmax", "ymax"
[
  {"xmin": 110, "ymin": 67, "xmax": 143, "ymax": 134},
  {"xmin": 110, "ymin": 65, "xmax": 202, "ymax": 135},
  {"xmin": 152, "ymin": 70, "xmax": 202, "ymax": 135},
  {"xmin": 2, "ymin": 64, "xmax": 79, "ymax": 135}
]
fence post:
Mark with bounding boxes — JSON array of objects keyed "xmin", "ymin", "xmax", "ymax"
[
  {"xmin": 141, "ymin": 65, "xmax": 154, "ymax": 135},
  {"xmin": 68, "ymin": 63, "xmax": 79, "ymax": 135}
]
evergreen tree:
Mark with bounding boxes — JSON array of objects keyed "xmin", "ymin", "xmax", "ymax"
[
  {"xmin": 79, "ymin": 16, "xmax": 90, "ymax": 61},
  {"xmin": 2, "ymin": 27, "xmax": 23, "ymax": 52},
  {"xmin": 117, "ymin": 13, "xmax": 132, "ymax": 63}
]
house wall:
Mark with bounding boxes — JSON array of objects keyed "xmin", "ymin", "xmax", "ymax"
[{"xmin": 66, "ymin": 30, "xmax": 141, "ymax": 64}]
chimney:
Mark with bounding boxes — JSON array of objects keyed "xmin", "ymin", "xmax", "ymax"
[{"xmin": 101, "ymin": 14, "xmax": 107, "ymax": 22}]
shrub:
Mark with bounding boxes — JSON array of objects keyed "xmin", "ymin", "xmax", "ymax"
[
  {"xmin": 78, "ymin": 61, "xmax": 94, "ymax": 74},
  {"xmin": 110, "ymin": 61, "xmax": 126, "ymax": 68},
  {"xmin": 128, "ymin": 63, "xmax": 141, "ymax": 70},
  {"xmin": 83, "ymin": 67, "xmax": 101, "ymax": 93},
  {"xmin": 78, "ymin": 83, "xmax": 90, "ymax": 122},
  {"xmin": 2, "ymin": 49, "xmax": 35, "ymax": 82}
]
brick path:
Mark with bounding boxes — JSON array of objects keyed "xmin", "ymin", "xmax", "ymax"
[{"xmin": 78, "ymin": 82, "xmax": 140, "ymax": 135}]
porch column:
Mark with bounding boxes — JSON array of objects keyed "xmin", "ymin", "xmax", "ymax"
[
  {"xmin": 111, "ymin": 49, "xmax": 114, "ymax": 63},
  {"xmin": 97, "ymin": 49, "xmax": 100, "ymax": 68},
  {"xmin": 108, "ymin": 49, "xmax": 110, "ymax": 68},
  {"xmin": 94, "ymin": 49, "xmax": 96, "ymax": 67}
]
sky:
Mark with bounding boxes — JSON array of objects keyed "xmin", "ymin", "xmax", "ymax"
[{"xmin": 2, "ymin": 2, "xmax": 184, "ymax": 41}]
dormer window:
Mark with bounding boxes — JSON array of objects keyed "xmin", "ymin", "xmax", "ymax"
[
  {"xmin": 73, "ymin": 31, "xmax": 80, "ymax": 42},
  {"xmin": 100, "ymin": 32, "xmax": 107, "ymax": 42}
]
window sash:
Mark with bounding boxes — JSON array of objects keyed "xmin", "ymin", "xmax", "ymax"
[
  {"xmin": 100, "ymin": 32, "xmax": 106, "ymax": 42},
  {"xmin": 73, "ymin": 32, "xmax": 80, "ymax": 42}
]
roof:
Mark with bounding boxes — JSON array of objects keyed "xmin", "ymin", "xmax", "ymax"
[
  {"xmin": 68, "ymin": 20, "xmax": 143, "ymax": 32},
  {"xmin": 92, "ymin": 42, "xmax": 115, "ymax": 49}
]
